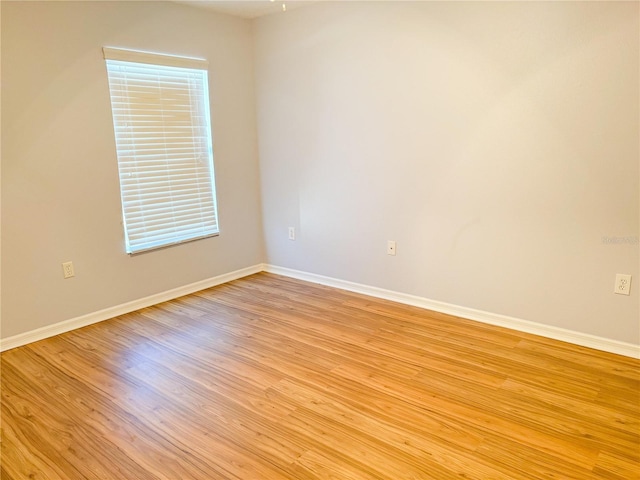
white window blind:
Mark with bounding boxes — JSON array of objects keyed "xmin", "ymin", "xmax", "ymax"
[{"xmin": 103, "ymin": 47, "xmax": 219, "ymax": 254}]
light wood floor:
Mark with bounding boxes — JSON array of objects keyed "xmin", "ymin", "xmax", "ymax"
[{"xmin": 2, "ymin": 273, "xmax": 639, "ymax": 479}]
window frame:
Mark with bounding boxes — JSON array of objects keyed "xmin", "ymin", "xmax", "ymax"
[{"xmin": 103, "ymin": 47, "xmax": 219, "ymax": 255}]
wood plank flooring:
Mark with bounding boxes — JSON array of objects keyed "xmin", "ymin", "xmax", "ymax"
[{"xmin": 2, "ymin": 272, "xmax": 639, "ymax": 479}]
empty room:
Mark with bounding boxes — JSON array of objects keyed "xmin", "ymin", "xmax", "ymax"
[{"xmin": 1, "ymin": 0, "xmax": 638, "ymax": 478}]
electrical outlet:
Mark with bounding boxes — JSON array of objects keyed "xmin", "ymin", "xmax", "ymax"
[
  {"xmin": 62, "ymin": 261, "xmax": 75, "ymax": 279},
  {"xmin": 614, "ymin": 274, "xmax": 631, "ymax": 295},
  {"xmin": 288, "ymin": 227, "xmax": 295, "ymax": 240},
  {"xmin": 387, "ymin": 240, "xmax": 396, "ymax": 256}
]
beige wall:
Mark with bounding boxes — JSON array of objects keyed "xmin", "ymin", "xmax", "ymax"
[
  {"xmin": 1, "ymin": 1, "xmax": 264, "ymax": 338},
  {"xmin": 2, "ymin": 1, "xmax": 638, "ymax": 347},
  {"xmin": 254, "ymin": 2, "xmax": 639, "ymax": 343}
]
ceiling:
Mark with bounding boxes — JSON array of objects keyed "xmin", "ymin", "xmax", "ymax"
[{"xmin": 176, "ymin": 0, "xmax": 317, "ymax": 19}]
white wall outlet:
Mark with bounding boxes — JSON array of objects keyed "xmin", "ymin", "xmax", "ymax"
[
  {"xmin": 288, "ymin": 227, "xmax": 295, "ymax": 240},
  {"xmin": 387, "ymin": 240, "xmax": 396, "ymax": 256},
  {"xmin": 614, "ymin": 274, "xmax": 631, "ymax": 295},
  {"xmin": 62, "ymin": 261, "xmax": 75, "ymax": 279}
]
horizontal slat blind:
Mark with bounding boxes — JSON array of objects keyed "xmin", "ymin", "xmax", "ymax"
[{"xmin": 104, "ymin": 48, "xmax": 218, "ymax": 254}]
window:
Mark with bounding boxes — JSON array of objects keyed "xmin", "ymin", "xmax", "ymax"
[{"xmin": 103, "ymin": 47, "xmax": 219, "ymax": 254}]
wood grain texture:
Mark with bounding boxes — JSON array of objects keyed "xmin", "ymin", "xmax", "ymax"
[{"xmin": 2, "ymin": 272, "xmax": 639, "ymax": 479}]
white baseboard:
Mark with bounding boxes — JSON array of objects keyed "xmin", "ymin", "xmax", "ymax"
[
  {"xmin": 264, "ymin": 264, "xmax": 640, "ymax": 359},
  {"xmin": 3, "ymin": 262, "xmax": 638, "ymax": 359},
  {"xmin": 0, "ymin": 264, "xmax": 264, "ymax": 352}
]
